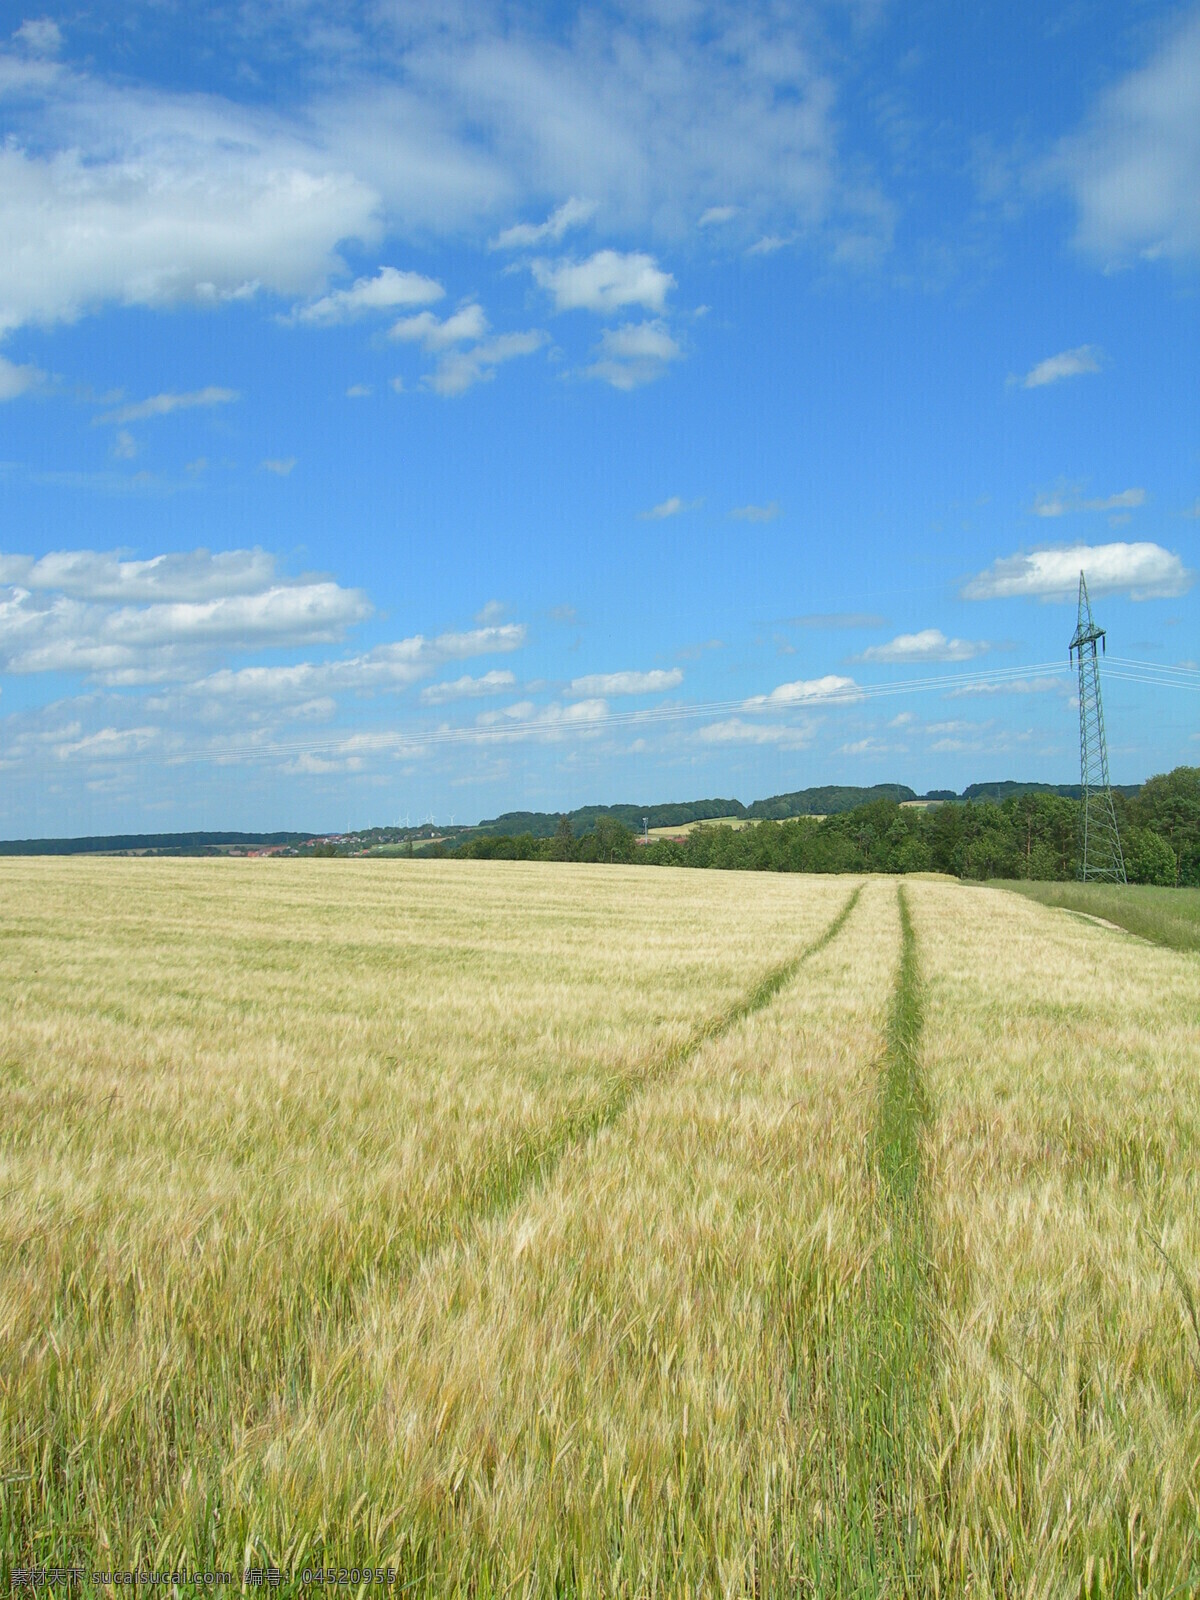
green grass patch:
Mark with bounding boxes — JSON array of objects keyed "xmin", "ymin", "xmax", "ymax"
[
  {"xmin": 997, "ymin": 880, "xmax": 1200, "ymax": 953},
  {"xmin": 803, "ymin": 883, "xmax": 936, "ymax": 1595}
]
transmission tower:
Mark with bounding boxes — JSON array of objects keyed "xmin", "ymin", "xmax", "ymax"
[{"xmin": 1068, "ymin": 571, "xmax": 1126, "ymax": 882}]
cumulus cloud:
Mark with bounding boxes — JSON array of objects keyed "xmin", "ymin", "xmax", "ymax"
[
  {"xmin": 698, "ymin": 718, "xmax": 812, "ymax": 747},
  {"xmin": 261, "ymin": 458, "xmax": 296, "ymax": 476},
  {"xmin": 857, "ymin": 629, "xmax": 987, "ymax": 663},
  {"xmin": 290, "ymin": 266, "xmax": 443, "ymax": 324},
  {"xmin": 1051, "ymin": 10, "xmax": 1200, "ymax": 264},
  {"xmin": 192, "ymin": 624, "xmax": 525, "ymax": 705},
  {"xmin": 420, "ymin": 669, "xmax": 516, "ymax": 705},
  {"xmin": 742, "ymin": 674, "xmax": 860, "ymax": 710},
  {"xmin": 532, "ymin": 251, "xmax": 674, "ymax": 314},
  {"xmin": 96, "ymin": 387, "xmax": 238, "ymax": 426},
  {"xmin": 0, "ymin": 5, "xmax": 884, "ymax": 348},
  {"xmin": 0, "ymin": 544, "xmax": 371, "ymax": 684},
  {"xmin": 474, "ymin": 696, "xmax": 608, "ymax": 741},
  {"xmin": 54, "ymin": 725, "xmax": 159, "ymax": 762},
  {"xmin": 1033, "ymin": 485, "xmax": 1145, "ymax": 517},
  {"xmin": 390, "ymin": 303, "xmax": 490, "ymax": 349},
  {"xmin": 568, "ymin": 668, "xmax": 683, "ymax": 696},
  {"xmin": 1, "ymin": 584, "xmax": 370, "ymax": 683},
  {"xmin": 1019, "ymin": 345, "xmax": 1104, "ymax": 387},
  {"xmin": 585, "ymin": 320, "xmax": 681, "ymax": 389},
  {"xmin": 0, "ymin": 71, "xmax": 380, "ymax": 337},
  {"xmin": 427, "ymin": 330, "xmax": 548, "ymax": 395},
  {"xmin": 491, "ymin": 197, "xmax": 597, "ymax": 250},
  {"xmin": 0, "ymin": 545, "xmax": 277, "ymax": 602},
  {"xmin": 699, "ymin": 205, "xmax": 739, "ymax": 226},
  {"xmin": 963, "ymin": 541, "xmax": 1191, "ymax": 601},
  {"xmin": 731, "ymin": 500, "xmax": 780, "ymax": 522}
]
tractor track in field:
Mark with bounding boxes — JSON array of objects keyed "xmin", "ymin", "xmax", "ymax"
[
  {"xmin": 804, "ymin": 881, "xmax": 938, "ymax": 1595},
  {"xmin": 405, "ymin": 881, "xmax": 866, "ymax": 1267}
]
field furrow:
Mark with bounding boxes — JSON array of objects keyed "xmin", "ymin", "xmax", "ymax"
[
  {"xmin": 0, "ymin": 859, "xmax": 853, "ymax": 1567},
  {"xmin": 4, "ymin": 862, "xmax": 1198, "ymax": 1595},
  {"xmin": 217, "ymin": 878, "xmax": 894, "ymax": 1588}
]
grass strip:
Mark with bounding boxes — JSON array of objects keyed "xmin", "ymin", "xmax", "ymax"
[
  {"xmin": 414, "ymin": 881, "xmax": 865, "ymax": 1257},
  {"xmin": 805, "ymin": 881, "xmax": 935, "ymax": 1596},
  {"xmin": 997, "ymin": 879, "xmax": 1200, "ymax": 954}
]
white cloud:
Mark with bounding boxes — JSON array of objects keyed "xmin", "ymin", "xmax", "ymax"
[
  {"xmin": 963, "ymin": 541, "xmax": 1192, "ymax": 601},
  {"xmin": 699, "ymin": 205, "xmax": 739, "ymax": 226},
  {"xmin": 0, "ymin": 545, "xmax": 372, "ymax": 684},
  {"xmin": 474, "ymin": 696, "xmax": 609, "ymax": 742},
  {"xmin": 112, "ymin": 429, "xmax": 138, "ymax": 461},
  {"xmin": 1033, "ymin": 486, "xmax": 1145, "ymax": 517},
  {"xmin": 291, "ymin": 266, "xmax": 443, "ymax": 325},
  {"xmin": 427, "ymin": 331, "xmax": 547, "ymax": 396},
  {"xmin": 1020, "ymin": 345, "xmax": 1104, "ymax": 388},
  {"xmin": 390, "ymin": 303, "xmax": 490, "ymax": 350},
  {"xmin": 947, "ymin": 677, "xmax": 1064, "ymax": 698},
  {"xmin": 193, "ymin": 624, "xmax": 526, "ymax": 704},
  {"xmin": 743, "ymin": 674, "xmax": 860, "ymax": 709},
  {"xmin": 0, "ymin": 545, "xmax": 277, "ymax": 602},
  {"xmin": 1052, "ymin": 11, "xmax": 1200, "ymax": 264},
  {"xmin": 568, "ymin": 669, "xmax": 683, "ymax": 696},
  {"xmin": 698, "ymin": 718, "xmax": 812, "ymax": 747},
  {"xmin": 96, "ymin": 387, "xmax": 238, "ymax": 426},
  {"xmin": 421, "ymin": 669, "xmax": 516, "ymax": 705},
  {"xmin": 13, "ymin": 18, "xmax": 61, "ymax": 55},
  {"xmin": 0, "ymin": 71, "xmax": 380, "ymax": 337},
  {"xmin": 491, "ymin": 197, "xmax": 597, "ymax": 250},
  {"xmin": 0, "ymin": 353, "xmax": 43, "ymax": 400},
  {"xmin": 261, "ymin": 457, "xmax": 297, "ymax": 476},
  {"xmin": 346, "ymin": 383, "xmax": 372, "ymax": 398},
  {"xmin": 585, "ymin": 320, "xmax": 681, "ymax": 389},
  {"xmin": 640, "ymin": 495, "xmax": 698, "ymax": 519},
  {"xmin": 0, "ymin": 584, "xmax": 370, "ymax": 683},
  {"xmin": 54, "ymin": 725, "xmax": 159, "ymax": 762},
  {"xmin": 857, "ymin": 628, "xmax": 987, "ymax": 663},
  {"xmin": 532, "ymin": 251, "xmax": 674, "ymax": 314},
  {"xmin": 0, "ymin": 6, "xmax": 883, "ymax": 348},
  {"xmin": 731, "ymin": 500, "xmax": 780, "ymax": 522}
]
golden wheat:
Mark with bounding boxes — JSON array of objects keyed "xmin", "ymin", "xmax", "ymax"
[{"xmin": 2, "ymin": 861, "xmax": 1197, "ymax": 1595}]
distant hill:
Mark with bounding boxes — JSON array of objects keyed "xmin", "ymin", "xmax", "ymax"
[
  {"xmin": 746, "ymin": 784, "xmax": 917, "ymax": 819},
  {"xmin": 0, "ymin": 831, "xmax": 311, "ymax": 856},
  {"xmin": 465, "ymin": 785, "xmax": 919, "ymax": 842},
  {"xmin": 961, "ymin": 781, "xmax": 1140, "ymax": 803},
  {"xmin": 2, "ymin": 780, "xmax": 1149, "ymax": 855}
]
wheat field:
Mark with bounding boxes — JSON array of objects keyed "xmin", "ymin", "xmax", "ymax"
[{"xmin": 1, "ymin": 859, "xmax": 1197, "ymax": 1595}]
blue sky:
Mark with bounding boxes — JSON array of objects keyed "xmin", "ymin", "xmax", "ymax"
[{"xmin": 0, "ymin": 0, "xmax": 1197, "ymax": 836}]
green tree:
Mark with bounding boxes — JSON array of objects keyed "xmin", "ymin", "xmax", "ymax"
[
  {"xmin": 1130, "ymin": 767, "xmax": 1200, "ymax": 886},
  {"xmin": 1122, "ymin": 826, "xmax": 1177, "ymax": 886}
]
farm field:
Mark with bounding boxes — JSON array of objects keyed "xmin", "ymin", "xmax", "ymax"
[
  {"xmin": 1, "ymin": 860, "xmax": 1198, "ymax": 1594},
  {"xmin": 999, "ymin": 878, "xmax": 1200, "ymax": 953}
]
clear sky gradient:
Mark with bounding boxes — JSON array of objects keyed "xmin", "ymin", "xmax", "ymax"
[{"xmin": 1, "ymin": 0, "xmax": 1197, "ymax": 835}]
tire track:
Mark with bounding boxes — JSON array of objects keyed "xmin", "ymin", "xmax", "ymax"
[
  {"xmin": 409, "ymin": 880, "xmax": 865, "ymax": 1261},
  {"xmin": 807, "ymin": 881, "xmax": 937, "ymax": 1595}
]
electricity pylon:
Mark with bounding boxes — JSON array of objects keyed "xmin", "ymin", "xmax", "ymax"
[{"xmin": 1068, "ymin": 571, "xmax": 1126, "ymax": 883}]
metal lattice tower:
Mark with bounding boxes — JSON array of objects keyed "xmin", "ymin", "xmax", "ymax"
[{"xmin": 1069, "ymin": 571, "xmax": 1126, "ymax": 883}]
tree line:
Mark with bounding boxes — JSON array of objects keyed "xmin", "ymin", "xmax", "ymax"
[{"xmin": 446, "ymin": 767, "xmax": 1200, "ymax": 887}]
